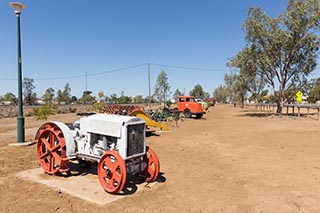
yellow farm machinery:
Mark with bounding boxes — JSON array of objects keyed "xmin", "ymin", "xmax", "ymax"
[{"xmin": 102, "ymin": 104, "xmax": 169, "ymax": 131}]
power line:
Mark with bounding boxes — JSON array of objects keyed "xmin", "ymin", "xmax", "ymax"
[
  {"xmin": 85, "ymin": 71, "xmax": 87, "ymax": 91},
  {"xmin": 0, "ymin": 63, "xmax": 229, "ymax": 81},
  {"xmin": 7, "ymin": 63, "xmax": 148, "ymax": 81},
  {"xmin": 86, "ymin": 63, "xmax": 148, "ymax": 77},
  {"xmin": 35, "ymin": 74, "xmax": 85, "ymax": 81},
  {"xmin": 34, "ymin": 63, "xmax": 148, "ymax": 80},
  {"xmin": 149, "ymin": 63, "xmax": 229, "ymax": 72},
  {"xmin": 0, "ymin": 77, "xmax": 16, "ymax": 81},
  {"xmin": 4, "ymin": 62, "xmax": 319, "ymax": 81}
]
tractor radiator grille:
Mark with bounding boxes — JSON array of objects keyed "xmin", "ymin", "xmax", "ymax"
[{"xmin": 127, "ymin": 123, "xmax": 145, "ymax": 156}]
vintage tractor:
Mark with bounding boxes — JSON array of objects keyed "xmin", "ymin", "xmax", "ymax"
[{"xmin": 35, "ymin": 113, "xmax": 160, "ymax": 194}]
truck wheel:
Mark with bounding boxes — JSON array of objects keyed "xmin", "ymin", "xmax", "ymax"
[
  {"xmin": 196, "ymin": 114, "xmax": 203, "ymax": 119},
  {"xmin": 184, "ymin": 109, "xmax": 192, "ymax": 118}
]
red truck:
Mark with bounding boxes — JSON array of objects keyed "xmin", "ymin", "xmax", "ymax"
[{"xmin": 177, "ymin": 95, "xmax": 205, "ymax": 119}]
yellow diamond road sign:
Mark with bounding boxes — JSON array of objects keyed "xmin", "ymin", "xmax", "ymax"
[
  {"xmin": 296, "ymin": 91, "xmax": 303, "ymax": 98},
  {"xmin": 296, "ymin": 91, "xmax": 303, "ymax": 103}
]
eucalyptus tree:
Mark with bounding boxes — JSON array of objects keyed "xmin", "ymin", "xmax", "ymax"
[
  {"xmin": 213, "ymin": 85, "xmax": 228, "ymax": 103},
  {"xmin": 55, "ymin": 83, "xmax": 72, "ymax": 104},
  {"xmin": 23, "ymin": 77, "xmax": 37, "ymax": 105},
  {"xmin": 243, "ymin": 0, "xmax": 320, "ymax": 113},
  {"xmin": 228, "ymin": 45, "xmax": 266, "ymax": 103},
  {"xmin": 224, "ymin": 72, "xmax": 249, "ymax": 107},
  {"xmin": 308, "ymin": 78, "xmax": 320, "ymax": 103},
  {"xmin": 153, "ymin": 70, "xmax": 171, "ymax": 107},
  {"xmin": 2, "ymin": 92, "xmax": 18, "ymax": 105},
  {"xmin": 189, "ymin": 84, "xmax": 210, "ymax": 99},
  {"xmin": 43, "ymin": 87, "xmax": 54, "ymax": 104},
  {"xmin": 173, "ymin": 89, "xmax": 183, "ymax": 101}
]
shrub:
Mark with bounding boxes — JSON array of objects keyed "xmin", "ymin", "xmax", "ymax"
[
  {"xmin": 92, "ymin": 101, "xmax": 106, "ymax": 113},
  {"xmin": 69, "ymin": 107, "xmax": 77, "ymax": 113},
  {"xmin": 33, "ymin": 103, "xmax": 58, "ymax": 121}
]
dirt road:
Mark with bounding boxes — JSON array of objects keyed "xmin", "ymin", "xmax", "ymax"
[{"xmin": 1, "ymin": 104, "xmax": 320, "ymax": 212}]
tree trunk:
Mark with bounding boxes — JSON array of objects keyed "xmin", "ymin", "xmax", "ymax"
[
  {"xmin": 276, "ymin": 101, "xmax": 282, "ymax": 114},
  {"xmin": 241, "ymin": 95, "xmax": 244, "ymax": 108},
  {"xmin": 276, "ymin": 89, "xmax": 284, "ymax": 114}
]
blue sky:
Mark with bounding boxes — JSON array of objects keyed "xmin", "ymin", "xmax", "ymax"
[{"xmin": 0, "ymin": 0, "xmax": 296, "ymax": 99}]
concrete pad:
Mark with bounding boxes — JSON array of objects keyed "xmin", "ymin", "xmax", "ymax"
[
  {"xmin": 9, "ymin": 141, "xmax": 36, "ymax": 147},
  {"xmin": 16, "ymin": 163, "xmax": 158, "ymax": 206}
]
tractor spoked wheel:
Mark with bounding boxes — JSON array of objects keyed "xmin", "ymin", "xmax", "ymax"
[
  {"xmin": 141, "ymin": 146, "xmax": 160, "ymax": 182},
  {"xmin": 37, "ymin": 123, "xmax": 69, "ymax": 175},
  {"xmin": 98, "ymin": 150, "xmax": 127, "ymax": 194}
]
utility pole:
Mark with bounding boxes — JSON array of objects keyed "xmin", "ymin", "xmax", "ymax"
[{"xmin": 148, "ymin": 63, "xmax": 151, "ymax": 109}]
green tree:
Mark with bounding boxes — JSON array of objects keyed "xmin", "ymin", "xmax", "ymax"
[
  {"xmin": 173, "ymin": 89, "xmax": 183, "ymax": 101},
  {"xmin": 308, "ymin": 78, "xmax": 320, "ymax": 103},
  {"xmin": 153, "ymin": 70, "xmax": 171, "ymax": 107},
  {"xmin": 256, "ymin": 89, "xmax": 269, "ymax": 103},
  {"xmin": 223, "ymin": 72, "xmax": 249, "ymax": 106},
  {"xmin": 243, "ymin": 0, "xmax": 320, "ymax": 113},
  {"xmin": 231, "ymin": 74, "xmax": 249, "ymax": 107},
  {"xmin": 32, "ymin": 103, "xmax": 58, "ymax": 121},
  {"xmin": 23, "ymin": 77, "xmax": 37, "ymax": 105},
  {"xmin": 223, "ymin": 72, "xmax": 238, "ymax": 103},
  {"xmin": 71, "ymin": 96, "xmax": 78, "ymax": 103},
  {"xmin": 43, "ymin": 87, "xmax": 55, "ymax": 104},
  {"xmin": 133, "ymin": 95, "xmax": 144, "ymax": 103},
  {"xmin": 189, "ymin": 84, "xmax": 210, "ymax": 99},
  {"xmin": 228, "ymin": 45, "xmax": 266, "ymax": 103},
  {"xmin": 55, "ymin": 83, "xmax": 72, "ymax": 104},
  {"xmin": 80, "ymin": 90, "xmax": 96, "ymax": 104},
  {"xmin": 145, "ymin": 95, "xmax": 156, "ymax": 104},
  {"xmin": 55, "ymin": 89, "xmax": 63, "ymax": 104},
  {"xmin": 62, "ymin": 83, "xmax": 72, "ymax": 104},
  {"xmin": 2, "ymin": 92, "xmax": 18, "ymax": 105},
  {"xmin": 118, "ymin": 96, "xmax": 131, "ymax": 104},
  {"xmin": 110, "ymin": 93, "xmax": 117, "ymax": 103},
  {"xmin": 213, "ymin": 85, "xmax": 228, "ymax": 103}
]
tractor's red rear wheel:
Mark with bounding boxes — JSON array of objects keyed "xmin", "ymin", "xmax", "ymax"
[
  {"xmin": 37, "ymin": 123, "xmax": 69, "ymax": 175},
  {"xmin": 98, "ymin": 150, "xmax": 127, "ymax": 194},
  {"xmin": 141, "ymin": 146, "xmax": 160, "ymax": 182}
]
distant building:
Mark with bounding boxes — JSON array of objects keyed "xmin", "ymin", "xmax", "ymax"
[
  {"xmin": 0, "ymin": 101, "xmax": 13, "ymax": 106},
  {"xmin": 35, "ymin": 99, "xmax": 45, "ymax": 105}
]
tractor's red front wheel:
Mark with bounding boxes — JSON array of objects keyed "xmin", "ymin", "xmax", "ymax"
[
  {"xmin": 98, "ymin": 150, "xmax": 127, "ymax": 194},
  {"xmin": 141, "ymin": 146, "xmax": 160, "ymax": 182},
  {"xmin": 37, "ymin": 123, "xmax": 69, "ymax": 175}
]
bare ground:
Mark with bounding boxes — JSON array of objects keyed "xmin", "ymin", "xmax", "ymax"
[{"xmin": 1, "ymin": 104, "xmax": 320, "ymax": 212}]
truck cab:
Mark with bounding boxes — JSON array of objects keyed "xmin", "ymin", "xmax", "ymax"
[{"xmin": 177, "ymin": 96, "xmax": 205, "ymax": 119}]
